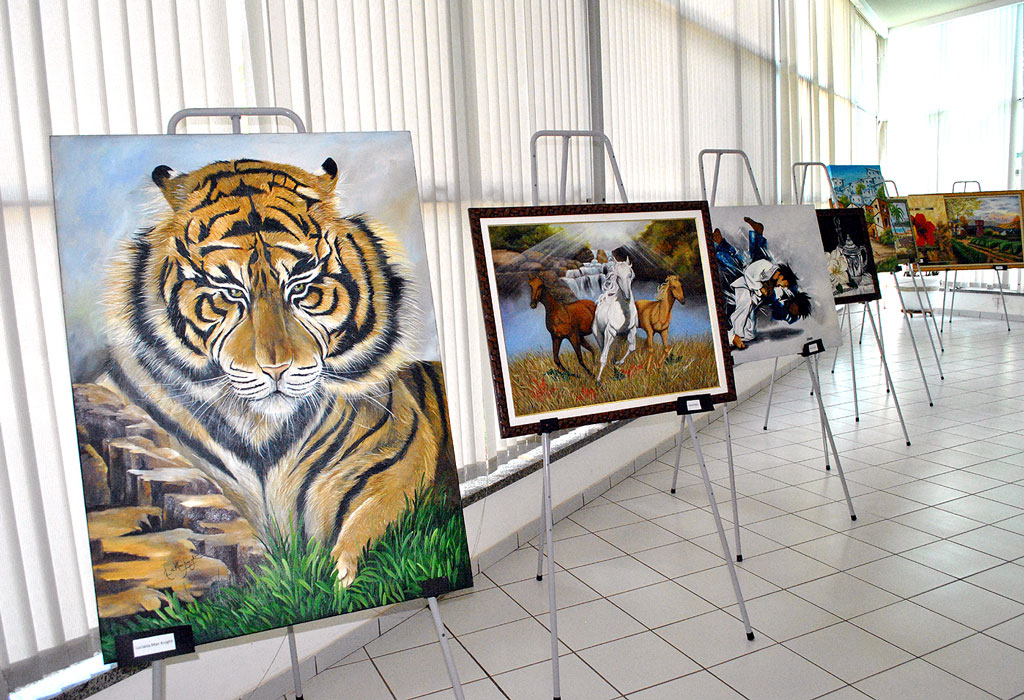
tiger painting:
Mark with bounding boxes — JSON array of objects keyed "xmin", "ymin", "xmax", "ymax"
[{"xmin": 102, "ymin": 156, "xmax": 460, "ymax": 588}]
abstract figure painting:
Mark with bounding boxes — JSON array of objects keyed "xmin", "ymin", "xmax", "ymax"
[
  {"xmin": 709, "ymin": 205, "xmax": 841, "ymax": 364},
  {"xmin": 470, "ymin": 202, "xmax": 735, "ymax": 438},
  {"xmin": 826, "ymin": 164, "xmax": 903, "ymax": 272},
  {"xmin": 816, "ymin": 208, "xmax": 881, "ymax": 304},
  {"xmin": 51, "ymin": 133, "xmax": 472, "ymax": 661}
]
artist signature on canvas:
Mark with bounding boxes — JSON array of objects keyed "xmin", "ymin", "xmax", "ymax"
[{"xmin": 164, "ymin": 555, "xmax": 198, "ymax": 579}]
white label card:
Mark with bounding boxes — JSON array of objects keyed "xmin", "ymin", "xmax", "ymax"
[
  {"xmin": 687, "ymin": 400, "xmax": 701, "ymax": 411},
  {"xmin": 132, "ymin": 633, "xmax": 177, "ymax": 658}
]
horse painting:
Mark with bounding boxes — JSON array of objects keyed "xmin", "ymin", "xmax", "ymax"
[
  {"xmin": 527, "ymin": 276, "xmax": 598, "ymax": 376},
  {"xmin": 635, "ymin": 275, "xmax": 686, "ymax": 351},
  {"xmin": 593, "ymin": 260, "xmax": 639, "ymax": 382}
]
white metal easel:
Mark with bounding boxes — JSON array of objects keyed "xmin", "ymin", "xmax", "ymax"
[
  {"xmin": 529, "ymin": 129, "xmax": 629, "ymax": 700},
  {"xmin": 161, "ymin": 107, "xmax": 466, "ymax": 700},
  {"xmin": 692, "ymin": 153, "xmax": 857, "ymax": 532},
  {"xmin": 790, "ymin": 162, "xmax": 911, "ymax": 444}
]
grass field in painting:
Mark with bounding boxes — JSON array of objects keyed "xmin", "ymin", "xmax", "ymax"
[
  {"xmin": 99, "ymin": 485, "xmax": 471, "ymax": 660},
  {"xmin": 509, "ymin": 333, "xmax": 720, "ymax": 416}
]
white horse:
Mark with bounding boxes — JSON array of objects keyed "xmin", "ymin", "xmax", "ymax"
[{"xmin": 592, "ymin": 259, "xmax": 638, "ymax": 383}]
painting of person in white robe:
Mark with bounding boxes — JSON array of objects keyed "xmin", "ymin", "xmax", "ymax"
[{"xmin": 713, "ymin": 217, "xmax": 813, "ymax": 350}]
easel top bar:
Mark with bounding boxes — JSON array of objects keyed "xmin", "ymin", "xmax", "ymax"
[
  {"xmin": 166, "ymin": 107, "xmax": 306, "ymax": 134},
  {"xmin": 698, "ymin": 149, "xmax": 764, "ymax": 206},
  {"xmin": 529, "ymin": 129, "xmax": 628, "ymax": 206}
]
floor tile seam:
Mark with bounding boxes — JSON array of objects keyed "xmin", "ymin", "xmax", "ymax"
[
  {"xmin": 777, "ymin": 619, "xmax": 918, "ymax": 684},
  {"xmin": 850, "ymin": 656, "xmax": 1003, "ymax": 699},
  {"xmin": 702, "ymin": 642, "xmax": 848, "ymax": 698},
  {"xmin": 364, "ymin": 651, "xmax": 401, "ymax": 700}
]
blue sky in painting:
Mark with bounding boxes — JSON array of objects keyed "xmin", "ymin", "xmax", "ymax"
[{"xmin": 50, "ymin": 132, "xmax": 439, "ymax": 380}]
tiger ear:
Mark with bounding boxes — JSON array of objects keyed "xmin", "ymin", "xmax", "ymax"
[
  {"xmin": 152, "ymin": 165, "xmax": 188, "ymax": 210},
  {"xmin": 319, "ymin": 158, "xmax": 339, "ymax": 193}
]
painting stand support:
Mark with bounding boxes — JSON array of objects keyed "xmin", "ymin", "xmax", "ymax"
[
  {"xmin": 762, "ymin": 358, "xmax": 778, "ymax": 430},
  {"xmin": 151, "ymin": 659, "xmax": 163, "ymax": 700},
  {"xmin": 425, "ymin": 592, "xmax": 467, "ymax": 700},
  {"xmin": 528, "ymin": 129, "xmax": 631, "ymax": 700},
  {"xmin": 530, "ymin": 130, "xmax": 629, "ymax": 205},
  {"xmin": 907, "ymin": 268, "xmax": 945, "ymax": 359},
  {"xmin": 286, "ymin": 627, "xmax": 304, "ymax": 700},
  {"xmin": 803, "ymin": 345, "xmax": 857, "ymax": 521},
  {"xmin": 532, "ymin": 422, "xmax": 562, "ymax": 700},
  {"xmin": 993, "ymin": 266, "xmax": 1013, "ymax": 332},
  {"xmin": 892, "ymin": 272, "xmax": 935, "ymax": 406},
  {"xmin": 828, "ymin": 305, "xmax": 860, "ymax": 421},
  {"xmin": 865, "ymin": 305, "xmax": 911, "ymax": 445},
  {"xmin": 669, "ymin": 399, "xmax": 754, "ymax": 638}
]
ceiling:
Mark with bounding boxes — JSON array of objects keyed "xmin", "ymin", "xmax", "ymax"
[{"xmin": 859, "ymin": 0, "xmax": 1014, "ymax": 29}]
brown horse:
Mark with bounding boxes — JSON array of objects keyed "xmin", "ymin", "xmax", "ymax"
[
  {"xmin": 635, "ymin": 275, "xmax": 686, "ymax": 351},
  {"xmin": 528, "ymin": 276, "xmax": 598, "ymax": 376}
]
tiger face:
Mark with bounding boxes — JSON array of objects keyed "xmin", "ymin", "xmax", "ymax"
[{"xmin": 126, "ymin": 158, "xmax": 410, "ymax": 418}]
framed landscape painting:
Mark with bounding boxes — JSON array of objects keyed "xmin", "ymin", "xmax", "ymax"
[
  {"xmin": 826, "ymin": 164, "xmax": 902, "ymax": 272},
  {"xmin": 51, "ymin": 133, "xmax": 472, "ymax": 661},
  {"xmin": 942, "ymin": 192, "xmax": 1024, "ymax": 268},
  {"xmin": 709, "ymin": 205, "xmax": 842, "ymax": 364},
  {"xmin": 469, "ymin": 202, "xmax": 736, "ymax": 438},
  {"xmin": 815, "ymin": 208, "xmax": 881, "ymax": 304}
]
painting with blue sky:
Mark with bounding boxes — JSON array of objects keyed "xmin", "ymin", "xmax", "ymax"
[
  {"xmin": 50, "ymin": 132, "xmax": 471, "ymax": 661},
  {"xmin": 470, "ymin": 202, "xmax": 735, "ymax": 438}
]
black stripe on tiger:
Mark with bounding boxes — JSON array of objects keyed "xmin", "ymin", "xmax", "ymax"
[
  {"xmin": 126, "ymin": 236, "xmax": 219, "ymax": 382},
  {"xmin": 329, "ymin": 412, "xmax": 419, "ymax": 547}
]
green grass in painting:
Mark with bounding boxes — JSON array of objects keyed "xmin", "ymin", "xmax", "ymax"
[
  {"xmin": 99, "ymin": 485, "xmax": 471, "ymax": 660},
  {"xmin": 510, "ymin": 333, "xmax": 720, "ymax": 416}
]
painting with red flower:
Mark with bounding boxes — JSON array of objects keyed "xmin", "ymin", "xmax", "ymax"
[{"xmin": 907, "ymin": 195, "xmax": 954, "ymax": 266}]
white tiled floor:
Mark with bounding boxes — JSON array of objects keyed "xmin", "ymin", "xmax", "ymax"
[{"xmin": 284, "ymin": 311, "xmax": 1024, "ymax": 699}]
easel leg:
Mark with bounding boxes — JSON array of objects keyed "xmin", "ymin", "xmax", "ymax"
[
  {"xmin": 995, "ymin": 272, "xmax": 1012, "ymax": 332},
  {"xmin": 813, "ymin": 357, "xmax": 830, "ymax": 471},
  {"xmin": 427, "ymin": 597, "xmax": 466, "ymax": 700},
  {"xmin": 848, "ymin": 306, "xmax": 859, "ymax": 422},
  {"xmin": 875, "ymin": 300, "xmax": 884, "ymax": 353},
  {"xmin": 536, "ymin": 476, "xmax": 546, "ymax": 581},
  {"xmin": 909, "ymin": 269, "xmax": 946, "ymax": 367},
  {"xmin": 723, "ymin": 405, "xmax": 742, "ymax": 562},
  {"xmin": 542, "ymin": 433, "xmax": 561, "ymax": 700},
  {"xmin": 762, "ymin": 357, "xmax": 778, "ymax": 431},
  {"xmin": 866, "ymin": 306, "xmax": 911, "ymax": 446},
  {"xmin": 940, "ymin": 270, "xmax": 949, "ymax": 333},
  {"xmin": 685, "ymin": 415, "xmax": 754, "ymax": 640},
  {"xmin": 859, "ymin": 302, "xmax": 867, "ymax": 344},
  {"xmin": 670, "ymin": 417, "xmax": 686, "ymax": 493},
  {"xmin": 831, "ymin": 306, "xmax": 847, "ymax": 374},
  {"xmin": 152, "ymin": 659, "xmax": 163, "ymax": 700},
  {"xmin": 893, "ymin": 272, "xmax": 935, "ymax": 404},
  {"xmin": 806, "ymin": 357, "xmax": 857, "ymax": 520},
  {"xmin": 949, "ymin": 270, "xmax": 957, "ymax": 326},
  {"xmin": 287, "ymin": 626, "xmax": 304, "ymax": 700}
]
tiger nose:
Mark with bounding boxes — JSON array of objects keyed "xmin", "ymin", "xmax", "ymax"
[{"xmin": 261, "ymin": 362, "xmax": 291, "ymax": 382}]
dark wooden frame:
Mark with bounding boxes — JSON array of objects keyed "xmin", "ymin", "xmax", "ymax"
[
  {"xmin": 815, "ymin": 208, "xmax": 883, "ymax": 305},
  {"xmin": 468, "ymin": 201, "xmax": 736, "ymax": 438}
]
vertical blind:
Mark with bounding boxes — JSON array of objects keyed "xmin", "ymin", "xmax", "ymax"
[
  {"xmin": 0, "ymin": 0, "xmax": 884, "ymax": 692},
  {"xmin": 778, "ymin": 0, "xmax": 881, "ymax": 204}
]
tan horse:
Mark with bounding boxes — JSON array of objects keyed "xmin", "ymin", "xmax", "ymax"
[{"xmin": 635, "ymin": 275, "xmax": 686, "ymax": 351}]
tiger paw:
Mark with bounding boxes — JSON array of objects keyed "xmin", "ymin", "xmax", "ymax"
[{"xmin": 333, "ymin": 546, "xmax": 360, "ymax": 588}]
